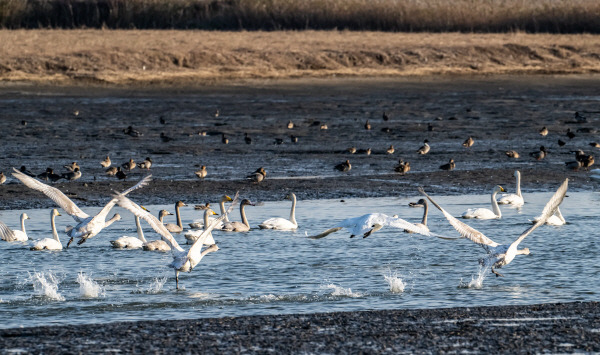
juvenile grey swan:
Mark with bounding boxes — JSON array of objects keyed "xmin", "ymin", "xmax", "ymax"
[
  {"xmin": 221, "ymin": 199, "xmax": 255, "ymax": 232},
  {"xmin": 165, "ymin": 201, "xmax": 187, "ymax": 233},
  {"xmin": 12, "ymin": 168, "xmax": 151, "ymax": 247},
  {"xmin": 419, "ymin": 179, "xmax": 568, "ymax": 277}
]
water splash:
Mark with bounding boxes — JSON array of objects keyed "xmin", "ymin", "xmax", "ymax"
[
  {"xmin": 321, "ymin": 283, "xmax": 363, "ymax": 298},
  {"xmin": 77, "ymin": 273, "xmax": 105, "ymax": 298},
  {"xmin": 383, "ymin": 269, "xmax": 405, "ymax": 293},
  {"xmin": 458, "ymin": 265, "xmax": 490, "ymax": 289},
  {"xmin": 29, "ymin": 271, "xmax": 64, "ymax": 301},
  {"xmin": 134, "ymin": 277, "xmax": 168, "ymax": 294}
]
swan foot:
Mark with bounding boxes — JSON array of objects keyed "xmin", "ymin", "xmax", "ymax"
[
  {"xmin": 66, "ymin": 237, "xmax": 74, "ymax": 249},
  {"xmin": 491, "ymin": 268, "xmax": 504, "ymax": 277},
  {"xmin": 175, "ymin": 270, "xmax": 180, "ymax": 290}
]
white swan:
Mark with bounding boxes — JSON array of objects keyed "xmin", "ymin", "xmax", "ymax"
[
  {"xmin": 0, "ymin": 213, "xmax": 30, "ymax": 242},
  {"xmin": 259, "ymin": 193, "xmax": 298, "ymax": 230},
  {"xmin": 30, "ymin": 209, "xmax": 63, "ymax": 250},
  {"xmin": 110, "ymin": 216, "xmax": 146, "ymax": 249},
  {"xmin": 498, "ymin": 170, "xmax": 524, "ymax": 207},
  {"xmin": 115, "ymin": 192, "xmax": 238, "ymax": 289},
  {"xmin": 184, "ymin": 209, "xmax": 218, "ymax": 244},
  {"xmin": 309, "ymin": 198, "xmax": 456, "ymax": 240},
  {"xmin": 188, "ymin": 195, "xmax": 233, "ymax": 229},
  {"xmin": 143, "ymin": 210, "xmax": 173, "ymax": 251},
  {"xmin": 462, "ymin": 186, "xmax": 505, "ymax": 219},
  {"xmin": 12, "ymin": 168, "xmax": 151, "ymax": 247},
  {"xmin": 532, "ymin": 206, "xmax": 566, "ymax": 226},
  {"xmin": 419, "ymin": 179, "xmax": 568, "ymax": 277},
  {"xmin": 165, "ymin": 201, "xmax": 186, "ymax": 233},
  {"xmin": 221, "ymin": 199, "xmax": 255, "ymax": 232}
]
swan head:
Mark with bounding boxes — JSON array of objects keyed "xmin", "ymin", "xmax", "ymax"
[
  {"xmin": 519, "ymin": 248, "xmax": 530, "ymax": 255},
  {"xmin": 514, "ymin": 170, "xmax": 520, "ymax": 178},
  {"xmin": 21, "ymin": 213, "xmax": 30, "ymax": 220},
  {"xmin": 241, "ymin": 199, "xmax": 255, "ymax": 206},
  {"xmin": 494, "ymin": 185, "xmax": 506, "ymax": 193},
  {"xmin": 221, "ymin": 195, "xmax": 233, "ymax": 202},
  {"xmin": 159, "ymin": 210, "xmax": 173, "ymax": 218},
  {"xmin": 175, "ymin": 201, "xmax": 187, "ymax": 208},
  {"xmin": 51, "ymin": 209, "xmax": 61, "ymax": 217},
  {"xmin": 111, "ymin": 213, "xmax": 122, "ymax": 221},
  {"xmin": 204, "ymin": 208, "xmax": 218, "ymax": 216},
  {"xmin": 285, "ymin": 192, "xmax": 296, "ymax": 200}
]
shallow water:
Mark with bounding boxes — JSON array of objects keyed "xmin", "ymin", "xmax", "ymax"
[{"xmin": 0, "ymin": 190, "xmax": 598, "ymax": 329}]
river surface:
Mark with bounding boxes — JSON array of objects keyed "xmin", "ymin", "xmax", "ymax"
[{"xmin": 0, "ymin": 189, "xmax": 598, "ymax": 329}]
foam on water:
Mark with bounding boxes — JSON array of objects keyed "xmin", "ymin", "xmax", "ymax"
[
  {"xmin": 28, "ymin": 271, "xmax": 64, "ymax": 301},
  {"xmin": 383, "ymin": 269, "xmax": 406, "ymax": 293},
  {"xmin": 77, "ymin": 273, "xmax": 105, "ymax": 298},
  {"xmin": 321, "ymin": 283, "xmax": 363, "ymax": 298},
  {"xmin": 134, "ymin": 277, "xmax": 168, "ymax": 294}
]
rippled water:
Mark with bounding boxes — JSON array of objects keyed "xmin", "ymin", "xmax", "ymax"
[{"xmin": 1, "ymin": 190, "xmax": 599, "ymax": 329}]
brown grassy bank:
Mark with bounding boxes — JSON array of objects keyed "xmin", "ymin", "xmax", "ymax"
[
  {"xmin": 2, "ymin": 30, "xmax": 600, "ymax": 86},
  {"xmin": 1, "ymin": 0, "xmax": 600, "ymax": 33}
]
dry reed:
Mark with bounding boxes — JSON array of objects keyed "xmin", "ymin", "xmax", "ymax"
[{"xmin": 0, "ymin": 0, "xmax": 599, "ymax": 33}]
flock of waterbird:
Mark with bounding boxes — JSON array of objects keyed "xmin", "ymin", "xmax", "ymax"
[{"xmin": 0, "ymin": 158, "xmax": 570, "ymax": 288}]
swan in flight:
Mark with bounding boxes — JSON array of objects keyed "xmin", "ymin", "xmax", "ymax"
[
  {"xmin": 419, "ymin": 178, "xmax": 568, "ymax": 277},
  {"xmin": 165, "ymin": 201, "xmax": 187, "ymax": 233},
  {"xmin": 532, "ymin": 206, "xmax": 566, "ymax": 226},
  {"xmin": 498, "ymin": 170, "xmax": 524, "ymax": 207},
  {"xmin": 0, "ymin": 213, "xmax": 30, "ymax": 242},
  {"xmin": 115, "ymin": 192, "xmax": 238, "ymax": 289},
  {"xmin": 462, "ymin": 185, "xmax": 505, "ymax": 219},
  {"xmin": 184, "ymin": 208, "xmax": 218, "ymax": 245},
  {"xmin": 308, "ymin": 201, "xmax": 456, "ymax": 240},
  {"xmin": 259, "ymin": 193, "xmax": 298, "ymax": 230},
  {"xmin": 30, "ymin": 209, "xmax": 63, "ymax": 250},
  {"xmin": 221, "ymin": 199, "xmax": 255, "ymax": 232},
  {"xmin": 188, "ymin": 195, "xmax": 233, "ymax": 229},
  {"xmin": 12, "ymin": 168, "xmax": 151, "ymax": 247}
]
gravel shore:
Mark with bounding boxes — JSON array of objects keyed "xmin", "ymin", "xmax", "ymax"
[{"xmin": 2, "ymin": 301, "xmax": 599, "ymax": 353}]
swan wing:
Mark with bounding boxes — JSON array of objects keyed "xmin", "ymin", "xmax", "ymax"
[
  {"xmin": 91, "ymin": 175, "xmax": 153, "ymax": 224},
  {"xmin": 419, "ymin": 188, "xmax": 499, "ymax": 249},
  {"xmin": 12, "ymin": 168, "xmax": 89, "ymax": 222},
  {"xmin": 513, "ymin": 178, "xmax": 568, "ymax": 246},
  {"xmin": 380, "ymin": 215, "xmax": 462, "ymax": 240},
  {"xmin": 307, "ymin": 214, "xmax": 368, "ymax": 238},
  {"xmin": 0, "ymin": 220, "xmax": 16, "ymax": 241},
  {"xmin": 115, "ymin": 194, "xmax": 184, "ymax": 253},
  {"xmin": 187, "ymin": 192, "xmax": 239, "ymax": 264}
]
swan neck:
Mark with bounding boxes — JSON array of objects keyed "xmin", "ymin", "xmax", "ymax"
[
  {"xmin": 135, "ymin": 216, "xmax": 147, "ymax": 242},
  {"xmin": 289, "ymin": 195, "xmax": 297, "ymax": 225},
  {"xmin": 51, "ymin": 213, "xmax": 59, "ymax": 242},
  {"xmin": 203, "ymin": 210, "xmax": 212, "ymax": 230},
  {"xmin": 491, "ymin": 190, "xmax": 501, "ymax": 217},
  {"xmin": 20, "ymin": 214, "xmax": 27, "ymax": 233},
  {"xmin": 555, "ymin": 207, "xmax": 565, "ymax": 223},
  {"xmin": 516, "ymin": 173, "xmax": 522, "ymax": 197},
  {"xmin": 175, "ymin": 204, "xmax": 183, "ymax": 228},
  {"xmin": 421, "ymin": 202, "xmax": 428, "ymax": 226},
  {"xmin": 220, "ymin": 201, "xmax": 229, "ymax": 222},
  {"xmin": 240, "ymin": 204, "xmax": 249, "ymax": 227}
]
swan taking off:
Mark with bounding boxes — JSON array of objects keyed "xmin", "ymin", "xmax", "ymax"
[
  {"xmin": 462, "ymin": 185, "xmax": 505, "ymax": 219},
  {"xmin": 419, "ymin": 178, "xmax": 568, "ymax": 277},
  {"xmin": 30, "ymin": 209, "xmax": 63, "ymax": 250},
  {"xmin": 498, "ymin": 170, "xmax": 524, "ymax": 207},
  {"xmin": 308, "ymin": 200, "xmax": 456, "ymax": 240},
  {"xmin": 259, "ymin": 192, "xmax": 298, "ymax": 230},
  {"xmin": 115, "ymin": 192, "xmax": 238, "ymax": 289},
  {"xmin": 12, "ymin": 168, "xmax": 151, "ymax": 247},
  {"xmin": 0, "ymin": 213, "xmax": 30, "ymax": 242}
]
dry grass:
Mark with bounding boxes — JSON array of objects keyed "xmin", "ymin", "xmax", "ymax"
[
  {"xmin": 2, "ymin": 30, "xmax": 600, "ymax": 86},
  {"xmin": 0, "ymin": 0, "xmax": 600, "ymax": 33}
]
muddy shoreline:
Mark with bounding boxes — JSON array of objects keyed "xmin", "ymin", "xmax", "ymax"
[
  {"xmin": 2, "ymin": 301, "xmax": 599, "ymax": 353},
  {"xmin": 1, "ymin": 76, "xmax": 599, "ymax": 210}
]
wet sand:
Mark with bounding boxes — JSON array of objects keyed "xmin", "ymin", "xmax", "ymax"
[
  {"xmin": 2, "ymin": 301, "xmax": 599, "ymax": 353},
  {"xmin": 0, "ymin": 75, "xmax": 598, "ymax": 209}
]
